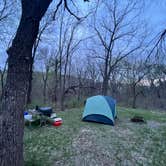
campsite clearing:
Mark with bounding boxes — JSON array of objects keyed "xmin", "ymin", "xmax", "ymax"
[{"xmin": 24, "ymin": 107, "xmax": 166, "ymax": 166}]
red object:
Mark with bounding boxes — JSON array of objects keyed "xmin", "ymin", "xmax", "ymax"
[{"xmin": 53, "ymin": 120, "xmax": 62, "ymax": 127}]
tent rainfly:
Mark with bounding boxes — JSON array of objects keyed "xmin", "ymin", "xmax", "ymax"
[{"xmin": 82, "ymin": 95, "xmax": 117, "ymax": 125}]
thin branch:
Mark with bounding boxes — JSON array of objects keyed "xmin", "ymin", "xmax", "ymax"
[
  {"xmin": 53, "ymin": 0, "xmax": 63, "ymax": 20},
  {"xmin": 94, "ymin": 27, "xmax": 108, "ymax": 50},
  {"xmin": 64, "ymin": 0, "xmax": 81, "ymax": 20},
  {"xmin": 145, "ymin": 29, "xmax": 166, "ymax": 64}
]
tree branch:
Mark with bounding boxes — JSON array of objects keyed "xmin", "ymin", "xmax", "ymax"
[
  {"xmin": 52, "ymin": 0, "xmax": 63, "ymax": 20},
  {"xmin": 64, "ymin": 0, "xmax": 81, "ymax": 20}
]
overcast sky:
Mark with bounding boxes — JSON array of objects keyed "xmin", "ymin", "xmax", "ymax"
[{"xmin": 0, "ymin": 0, "xmax": 166, "ymax": 68}]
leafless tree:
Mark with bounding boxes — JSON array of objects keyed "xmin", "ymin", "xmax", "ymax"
[
  {"xmin": 0, "ymin": 0, "xmax": 17, "ymax": 98},
  {"xmin": 39, "ymin": 48, "xmax": 52, "ymax": 104},
  {"xmin": 0, "ymin": 0, "xmax": 16, "ymax": 42},
  {"xmin": 50, "ymin": 10, "xmax": 86, "ymax": 110},
  {"xmin": 123, "ymin": 56, "xmax": 151, "ymax": 108},
  {"xmin": 0, "ymin": 0, "xmax": 15, "ymax": 24},
  {"xmin": 27, "ymin": 13, "xmax": 54, "ymax": 104},
  {"xmin": 92, "ymin": 0, "xmax": 144, "ymax": 95}
]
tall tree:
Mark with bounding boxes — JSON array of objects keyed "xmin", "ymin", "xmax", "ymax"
[
  {"xmin": 39, "ymin": 47, "xmax": 52, "ymax": 104},
  {"xmin": 92, "ymin": 0, "xmax": 143, "ymax": 95},
  {"xmin": 0, "ymin": 0, "xmax": 87, "ymax": 165},
  {"xmin": 27, "ymin": 16, "xmax": 52, "ymax": 104},
  {"xmin": 0, "ymin": 1, "xmax": 53, "ymax": 165}
]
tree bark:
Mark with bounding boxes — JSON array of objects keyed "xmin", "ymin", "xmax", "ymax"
[
  {"xmin": 27, "ymin": 61, "xmax": 33, "ymax": 104},
  {"xmin": 0, "ymin": 0, "xmax": 52, "ymax": 165},
  {"xmin": 0, "ymin": 60, "xmax": 7, "ymax": 101}
]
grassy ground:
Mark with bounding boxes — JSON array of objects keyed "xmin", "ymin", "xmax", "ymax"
[{"xmin": 24, "ymin": 107, "xmax": 166, "ymax": 166}]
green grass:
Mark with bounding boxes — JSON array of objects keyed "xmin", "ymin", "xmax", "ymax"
[
  {"xmin": 118, "ymin": 106, "xmax": 166, "ymax": 122},
  {"xmin": 24, "ymin": 107, "xmax": 166, "ymax": 166}
]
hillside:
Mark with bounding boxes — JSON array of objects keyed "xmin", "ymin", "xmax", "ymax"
[{"xmin": 24, "ymin": 107, "xmax": 166, "ymax": 166}]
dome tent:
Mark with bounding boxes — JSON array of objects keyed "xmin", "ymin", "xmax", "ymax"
[{"xmin": 82, "ymin": 95, "xmax": 117, "ymax": 125}]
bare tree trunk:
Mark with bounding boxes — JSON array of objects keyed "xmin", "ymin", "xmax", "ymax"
[
  {"xmin": 42, "ymin": 66, "xmax": 49, "ymax": 104},
  {"xmin": 59, "ymin": 94, "xmax": 65, "ymax": 111},
  {"xmin": 27, "ymin": 21, "xmax": 50, "ymax": 105},
  {"xmin": 54, "ymin": 59, "xmax": 59, "ymax": 102},
  {"xmin": 77, "ymin": 82, "xmax": 82, "ymax": 101},
  {"xmin": 43, "ymin": 80, "xmax": 47, "ymax": 104},
  {"xmin": 132, "ymin": 95, "xmax": 137, "ymax": 109},
  {"xmin": 0, "ymin": 1, "xmax": 52, "ymax": 165},
  {"xmin": 132, "ymin": 83, "xmax": 137, "ymax": 109},
  {"xmin": 58, "ymin": 13, "xmax": 64, "ymax": 111},
  {"xmin": 102, "ymin": 55, "xmax": 109, "ymax": 96},
  {"xmin": 102, "ymin": 76, "xmax": 109, "ymax": 96},
  {"xmin": 26, "ymin": 44, "xmax": 37, "ymax": 105}
]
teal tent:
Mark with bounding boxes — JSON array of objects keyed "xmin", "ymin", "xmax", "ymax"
[{"xmin": 82, "ymin": 95, "xmax": 117, "ymax": 125}]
